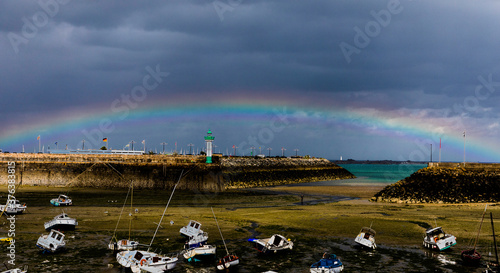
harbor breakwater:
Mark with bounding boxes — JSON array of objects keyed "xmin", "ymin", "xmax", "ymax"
[
  {"xmin": 0, "ymin": 153, "xmax": 354, "ymax": 191},
  {"xmin": 372, "ymin": 162, "xmax": 500, "ymax": 203}
]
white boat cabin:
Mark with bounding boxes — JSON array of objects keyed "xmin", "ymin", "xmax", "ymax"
[
  {"xmin": 180, "ymin": 220, "xmax": 203, "ymax": 238},
  {"xmin": 36, "ymin": 229, "xmax": 66, "ymax": 253}
]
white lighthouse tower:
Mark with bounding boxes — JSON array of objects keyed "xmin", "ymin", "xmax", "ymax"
[{"xmin": 204, "ymin": 129, "xmax": 215, "ymax": 164}]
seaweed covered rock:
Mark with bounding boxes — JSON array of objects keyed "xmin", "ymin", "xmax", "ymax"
[{"xmin": 372, "ymin": 164, "xmax": 500, "ymax": 203}]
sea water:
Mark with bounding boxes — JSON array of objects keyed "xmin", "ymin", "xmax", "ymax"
[{"xmin": 338, "ymin": 163, "xmax": 427, "ymax": 184}]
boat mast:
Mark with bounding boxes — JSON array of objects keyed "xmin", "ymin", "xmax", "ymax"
[
  {"xmin": 211, "ymin": 207, "xmax": 229, "ymax": 256},
  {"xmin": 129, "ymin": 181, "xmax": 133, "ymax": 241},
  {"xmin": 148, "ymin": 169, "xmax": 184, "ymax": 252},
  {"xmin": 111, "ymin": 180, "xmax": 133, "ymax": 242},
  {"xmin": 491, "ymin": 212, "xmax": 499, "ymax": 266},
  {"xmin": 473, "ymin": 205, "xmax": 488, "ymax": 251}
]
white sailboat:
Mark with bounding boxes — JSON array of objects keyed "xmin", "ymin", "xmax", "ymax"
[
  {"xmin": 117, "ymin": 170, "xmax": 188, "ymax": 272},
  {"xmin": 109, "ymin": 181, "xmax": 139, "ymax": 251},
  {"xmin": 212, "ymin": 207, "xmax": 239, "ymax": 271}
]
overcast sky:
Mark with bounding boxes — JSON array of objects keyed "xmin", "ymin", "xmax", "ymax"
[{"xmin": 1, "ymin": 0, "xmax": 500, "ymax": 162}]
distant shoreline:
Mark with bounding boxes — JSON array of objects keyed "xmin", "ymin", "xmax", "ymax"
[{"xmin": 331, "ymin": 159, "xmax": 428, "ymax": 165}]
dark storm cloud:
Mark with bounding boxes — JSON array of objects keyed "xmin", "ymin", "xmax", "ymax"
[{"xmin": 2, "ymin": 0, "xmax": 500, "ymax": 120}]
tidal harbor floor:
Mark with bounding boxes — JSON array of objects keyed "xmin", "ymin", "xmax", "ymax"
[{"xmin": 0, "ymin": 184, "xmax": 495, "ymax": 272}]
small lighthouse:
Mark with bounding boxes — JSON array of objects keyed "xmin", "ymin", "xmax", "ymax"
[{"xmin": 204, "ymin": 129, "xmax": 215, "ymax": 164}]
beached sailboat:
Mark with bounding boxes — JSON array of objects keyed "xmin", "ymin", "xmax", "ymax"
[
  {"xmin": 354, "ymin": 225, "xmax": 377, "ymax": 250},
  {"xmin": 109, "ymin": 181, "xmax": 139, "ymax": 251},
  {"xmin": 212, "ymin": 207, "xmax": 239, "ymax": 271},
  {"xmin": 462, "ymin": 205, "xmax": 488, "ymax": 265},
  {"xmin": 485, "ymin": 212, "xmax": 499, "ymax": 273},
  {"xmin": 44, "ymin": 212, "xmax": 78, "ymax": 231},
  {"xmin": 423, "ymin": 226, "xmax": 457, "ymax": 251},
  {"xmin": 50, "ymin": 194, "xmax": 72, "ymax": 206},
  {"xmin": 117, "ymin": 171, "xmax": 188, "ymax": 272},
  {"xmin": 0, "ymin": 196, "xmax": 26, "ymax": 215},
  {"xmin": 248, "ymin": 234, "xmax": 294, "ymax": 254},
  {"xmin": 183, "ymin": 244, "xmax": 217, "ymax": 262},
  {"xmin": 310, "ymin": 253, "xmax": 344, "ymax": 273},
  {"xmin": 36, "ymin": 229, "xmax": 66, "ymax": 253}
]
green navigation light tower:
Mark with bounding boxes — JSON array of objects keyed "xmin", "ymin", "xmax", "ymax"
[{"xmin": 205, "ymin": 129, "xmax": 215, "ymax": 163}]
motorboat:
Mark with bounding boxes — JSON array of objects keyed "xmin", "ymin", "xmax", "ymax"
[
  {"xmin": 187, "ymin": 232, "xmax": 208, "ymax": 248},
  {"xmin": 50, "ymin": 194, "xmax": 72, "ymax": 206},
  {"xmin": 248, "ymin": 234, "xmax": 293, "ymax": 254},
  {"xmin": 44, "ymin": 212, "xmax": 78, "ymax": 231},
  {"xmin": 354, "ymin": 226, "xmax": 377, "ymax": 249},
  {"xmin": 310, "ymin": 253, "xmax": 344, "ymax": 273},
  {"xmin": 423, "ymin": 227, "xmax": 456, "ymax": 251},
  {"xmin": 36, "ymin": 229, "xmax": 66, "ymax": 253},
  {"xmin": 0, "ymin": 197, "xmax": 26, "ymax": 215},
  {"xmin": 180, "ymin": 220, "xmax": 203, "ymax": 238}
]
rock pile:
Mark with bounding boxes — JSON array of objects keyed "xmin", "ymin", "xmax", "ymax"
[{"xmin": 372, "ymin": 166, "xmax": 500, "ymax": 203}]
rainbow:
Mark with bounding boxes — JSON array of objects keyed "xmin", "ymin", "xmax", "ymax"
[{"xmin": 0, "ymin": 95, "xmax": 498, "ymax": 162}]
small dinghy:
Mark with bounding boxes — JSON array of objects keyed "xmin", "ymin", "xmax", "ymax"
[
  {"xmin": 44, "ymin": 213, "xmax": 78, "ymax": 231},
  {"xmin": 183, "ymin": 244, "xmax": 216, "ymax": 262},
  {"xmin": 423, "ymin": 227, "xmax": 456, "ymax": 251},
  {"xmin": 116, "ymin": 250, "xmax": 178, "ymax": 273},
  {"xmin": 0, "ymin": 197, "xmax": 26, "ymax": 215},
  {"xmin": 180, "ymin": 220, "xmax": 203, "ymax": 238},
  {"xmin": 354, "ymin": 226, "xmax": 377, "ymax": 249},
  {"xmin": 36, "ymin": 229, "xmax": 66, "ymax": 253},
  {"xmin": 50, "ymin": 194, "xmax": 72, "ymax": 206},
  {"xmin": 248, "ymin": 234, "xmax": 293, "ymax": 254},
  {"xmin": 310, "ymin": 253, "xmax": 344, "ymax": 273}
]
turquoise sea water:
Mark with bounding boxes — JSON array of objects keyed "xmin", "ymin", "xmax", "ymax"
[{"xmin": 338, "ymin": 163, "xmax": 427, "ymax": 184}]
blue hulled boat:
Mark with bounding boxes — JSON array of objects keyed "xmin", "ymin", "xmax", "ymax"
[{"xmin": 310, "ymin": 253, "xmax": 344, "ymax": 273}]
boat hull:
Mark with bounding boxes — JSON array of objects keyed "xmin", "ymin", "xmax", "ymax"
[
  {"xmin": 183, "ymin": 245, "xmax": 216, "ymax": 262},
  {"xmin": 116, "ymin": 250, "xmax": 178, "ymax": 271},
  {"xmin": 249, "ymin": 235, "xmax": 294, "ymax": 254},
  {"xmin": 50, "ymin": 200, "xmax": 72, "ymax": 206},
  {"xmin": 310, "ymin": 266, "xmax": 344, "ymax": 273},
  {"xmin": 354, "ymin": 235, "xmax": 376, "ymax": 250},
  {"xmin": 310, "ymin": 255, "xmax": 344, "ymax": 273},
  {"xmin": 423, "ymin": 236, "xmax": 456, "ymax": 251},
  {"xmin": 216, "ymin": 255, "xmax": 240, "ymax": 271},
  {"xmin": 461, "ymin": 249, "xmax": 481, "ymax": 265}
]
